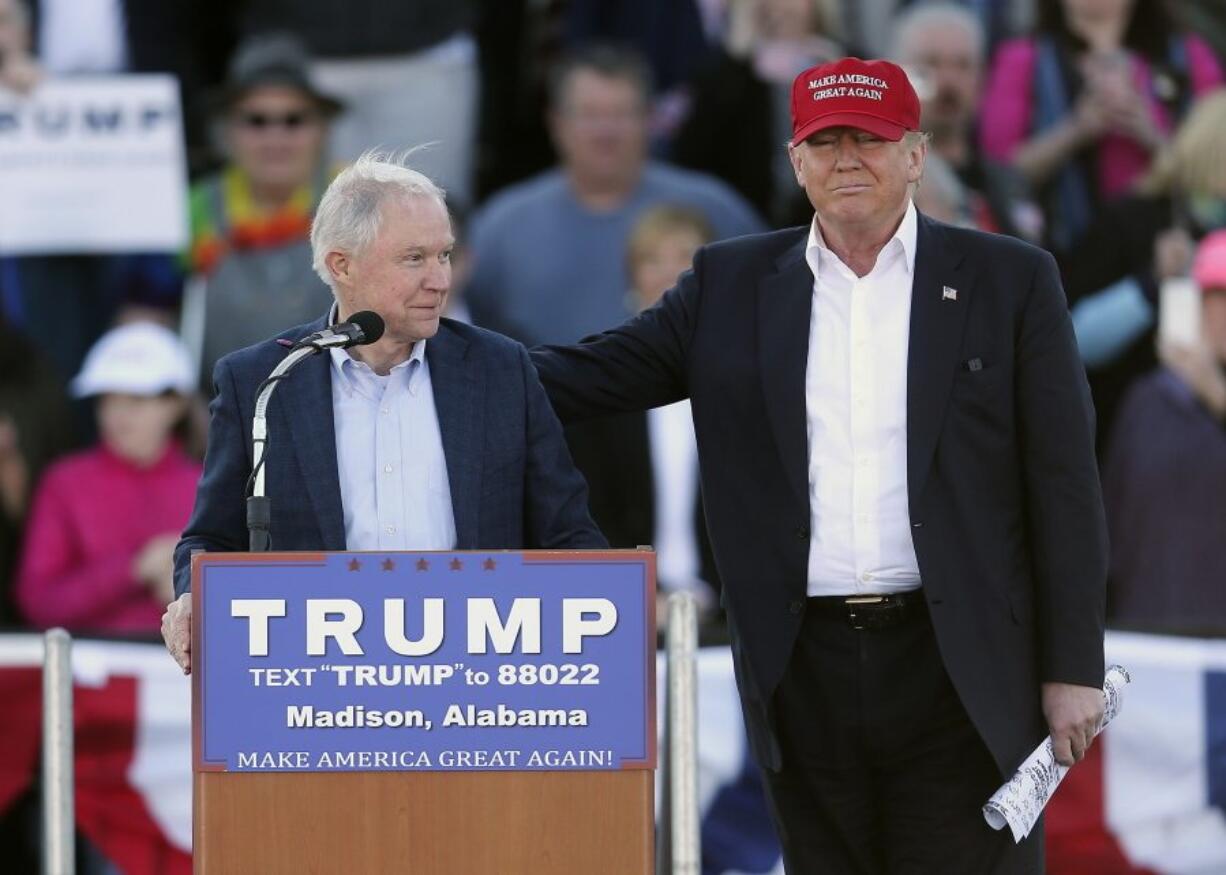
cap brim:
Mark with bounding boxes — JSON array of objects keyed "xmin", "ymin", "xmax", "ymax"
[
  {"xmin": 792, "ymin": 112, "xmax": 907, "ymax": 146},
  {"xmin": 207, "ymin": 83, "xmax": 345, "ymax": 118}
]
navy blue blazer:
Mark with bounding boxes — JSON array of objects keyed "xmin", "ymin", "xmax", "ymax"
[
  {"xmin": 532, "ymin": 213, "xmax": 1108, "ymax": 777},
  {"xmin": 174, "ymin": 316, "xmax": 606, "ymax": 595}
]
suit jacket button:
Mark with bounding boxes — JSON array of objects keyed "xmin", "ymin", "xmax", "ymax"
[
  {"xmin": 794, "ymin": 525, "xmax": 810, "ymax": 540},
  {"xmin": 788, "ymin": 600, "xmax": 804, "ymax": 615}
]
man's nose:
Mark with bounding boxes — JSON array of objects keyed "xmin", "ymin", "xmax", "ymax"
[
  {"xmin": 834, "ymin": 137, "xmax": 863, "ymax": 167},
  {"xmin": 425, "ymin": 262, "xmax": 450, "ymax": 291}
]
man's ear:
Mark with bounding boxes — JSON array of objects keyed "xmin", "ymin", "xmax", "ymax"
[
  {"xmin": 324, "ymin": 250, "xmax": 350, "ymax": 287},
  {"xmin": 788, "ymin": 143, "xmax": 805, "ymax": 186},
  {"xmin": 908, "ymin": 140, "xmax": 927, "ymax": 185}
]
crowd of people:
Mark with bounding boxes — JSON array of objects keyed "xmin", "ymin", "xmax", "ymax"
[{"xmin": 1, "ymin": 0, "xmax": 1225, "ymax": 643}]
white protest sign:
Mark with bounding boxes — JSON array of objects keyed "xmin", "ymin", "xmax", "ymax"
[{"xmin": 0, "ymin": 74, "xmax": 188, "ymax": 254}]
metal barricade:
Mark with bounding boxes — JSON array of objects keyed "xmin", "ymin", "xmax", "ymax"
[{"xmin": 42, "ymin": 627, "xmax": 75, "ymax": 875}]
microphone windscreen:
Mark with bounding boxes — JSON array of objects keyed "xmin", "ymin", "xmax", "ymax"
[{"xmin": 349, "ymin": 310, "xmax": 385, "ymax": 345}]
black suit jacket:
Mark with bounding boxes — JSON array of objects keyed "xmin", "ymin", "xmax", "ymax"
[{"xmin": 532, "ymin": 213, "xmax": 1108, "ymax": 776}]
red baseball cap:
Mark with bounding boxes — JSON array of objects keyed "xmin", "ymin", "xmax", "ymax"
[{"xmin": 790, "ymin": 57, "xmax": 921, "ymax": 146}]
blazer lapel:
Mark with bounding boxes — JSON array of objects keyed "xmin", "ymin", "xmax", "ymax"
[
  {"xmin": 426, "ymin": 323, "xmax": 483, "ymax": 549},
  {"xmin": 275, "ymin": 341, "xmax": 347, "ymax": 550},
  {"xmin": 906, "ymin": 214, "xmax": 972, "ymax": 508},
  {"xmin": 757, "ymin": 233, "xmax": 814, "ymax": 508}
]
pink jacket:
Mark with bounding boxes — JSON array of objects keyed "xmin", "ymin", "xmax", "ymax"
[
  {"xmin": 980, "ymin": 36, "xmax": 1224, "ymax": 199},
  {"xmin": 15, "ymin": 444, "xmax": 201, "ymax": 632}
]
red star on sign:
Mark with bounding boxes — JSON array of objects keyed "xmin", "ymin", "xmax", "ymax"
[
  {"xmin": 483, "ymin": 558, "xmax": 497, "ymax": 571},
  {"xmin": 415, "ymin": 558, "xmax": 430, "ymax": 571},
  {"xmin": 381, "ymin": 558, "xmax": 395, "ymax": 572},
  {"xmin": 347, "ymin": 558, "xmax": 362, "ymax": 572},
  {"xmin": 449, "ymin": 557, "xmax": 463, "ymax": 571}
]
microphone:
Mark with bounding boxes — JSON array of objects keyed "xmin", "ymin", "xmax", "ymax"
[{"xmin": 293, "ymin": 310, "xmax": 385, "ymax": 350}]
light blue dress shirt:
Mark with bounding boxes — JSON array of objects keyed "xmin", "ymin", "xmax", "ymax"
[{"xmin": 329, "ymin": 341, "xmax": 457, "ymax": 551}]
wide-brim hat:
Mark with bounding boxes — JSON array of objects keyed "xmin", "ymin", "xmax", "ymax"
[{"xmin": 208, "ymin": 33, "xmax": 344, "ymax": 118}]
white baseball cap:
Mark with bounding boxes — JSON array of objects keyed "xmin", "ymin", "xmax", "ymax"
[{"xmin": 71, "ymin": 322, "xmax": 196, "ymax": 399}]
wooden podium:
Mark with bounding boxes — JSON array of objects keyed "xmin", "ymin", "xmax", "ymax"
[
  {"xmin": 192, "ymin": 551, "xmax": 655, "ymax": 874},
  {"xmin": 194, "ymin": 769, "xmax": 652, "ymax": 873}
]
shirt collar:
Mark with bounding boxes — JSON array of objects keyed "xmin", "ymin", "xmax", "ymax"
[
  {"xmin": 325, "ymin": 301, "xmax": 427, "ymax": 387},
  {"xmin": 805, "ymin": 198, "xmax": 918, "ymax": 280}
]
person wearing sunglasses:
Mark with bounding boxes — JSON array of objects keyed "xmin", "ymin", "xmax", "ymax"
[{"xmin": 181, "ymin": 33, "xmax": 344, "ymax": 394}]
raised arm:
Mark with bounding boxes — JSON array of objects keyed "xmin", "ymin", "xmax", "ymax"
[{"xmin": 530, "ymin": 247, "xmax": 705, "ymax": 424}]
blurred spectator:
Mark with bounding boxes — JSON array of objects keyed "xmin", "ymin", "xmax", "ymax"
[
  {"xmin": 1103, "ymin": 230, "xmax": 1226, "ymax": 632},
  {"xmin": 892, "ymin": 1, "xmax": 1041, "ymax": 241},
  {"xmin": 912, "ymin": 151, "xmax": 973, "ymax": 227},
  {"xmin": 980, "ymin": 0, "xmax": 1223, "ymax": 252},
  {"xmin": 0, "ymin": 310, "xmax": 74, "ymax": 627},
  {"xmin": 1060, "ymin": 91, "xmax": 1226, "ymax": 448},
  {"xmin": 565, "ymin": 0, "xmax": 717, "ymax": 150},
  {"xmin": 672, "ymin": 0, "xmax": 844, "ymax": 226},
  {"xmin": 15, "ymin": 323, "xmax": 200, "ymax": 633},
  {"xmin": 239, "ymin": 0, "xmax": 479, "ymax": 209},
  {"xmin": 181, "ymin": 34, "xmax": 338, "ymax": 391},
  {"xmin": 466, "ymin": 45, "xmax": 763, "ymax": 346},
  {"xmin": 563, "ymin": 206, "xmax": 723, "ymax": 638}
]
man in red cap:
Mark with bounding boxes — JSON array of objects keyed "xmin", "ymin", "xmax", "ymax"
[{"xmin": 533, "ymin": 57, "xmax": 1106, "ymax": 873}]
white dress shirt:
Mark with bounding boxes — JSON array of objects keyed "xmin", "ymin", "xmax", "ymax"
[
  {"xmin": 804, "ymin": 200, "xmax": 922, "ymax": 596},
  {"xmin": 329, "ymin": 342, "xmax": 457, "ymax": 551}
]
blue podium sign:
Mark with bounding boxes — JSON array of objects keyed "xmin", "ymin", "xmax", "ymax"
[{"xmin": 192, "ymin": 551, "xmax": 655, "ymax": 773}]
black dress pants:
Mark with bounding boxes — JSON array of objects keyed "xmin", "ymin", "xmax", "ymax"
[{"xmin": 761, "ymin": 598, "xmax": 1043, "ymax": 874}]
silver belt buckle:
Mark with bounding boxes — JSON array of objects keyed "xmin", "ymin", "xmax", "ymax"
[{"xmin": 845, "ymin": 595, "xmax": 885, "ymax": 630}]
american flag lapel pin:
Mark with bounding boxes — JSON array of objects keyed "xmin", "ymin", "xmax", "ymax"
[{"xmin": 942, "ymin": 286, "xmax": 958, "ymax": 302}]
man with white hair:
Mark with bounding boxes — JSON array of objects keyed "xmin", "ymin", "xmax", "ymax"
[{"xmin": 161, "ymin": 154, "xmax": 606, "ymax": 672}]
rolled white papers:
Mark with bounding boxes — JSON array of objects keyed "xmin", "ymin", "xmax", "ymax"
[{"xmin": 983, "ymin": 664, "xmax": 1131, "ymax": 843}]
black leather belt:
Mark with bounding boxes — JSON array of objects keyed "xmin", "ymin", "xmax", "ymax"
[{"xmin": 806, "ymin": 591, "xmax": 926, "ymax": 630}]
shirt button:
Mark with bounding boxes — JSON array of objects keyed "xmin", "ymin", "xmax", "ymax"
[
  {"xmin": 383, "ymin": 464, "xmax": 393, "ymax": 474},
  {"xmin": 861, "ymin": 572, "xmax": 873, "ymax": 582},
  {"xmin": 857, "ymin": 457, "xmax": 869, "ymax": 467},
  {"xmin": 385, "ymin": 525, "xmax": 396, "ymax": 535},
  {"xmin": 788, "ymin": 600, "xmax": 804, "ymax": 615},
  {"xmin": 794, "ymin": 525, "xmax": 810, "ymax": 540},
  {"xmin": 380, "ymin": 407, "xmax": 390, "ymax": 415}
]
